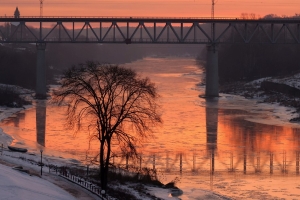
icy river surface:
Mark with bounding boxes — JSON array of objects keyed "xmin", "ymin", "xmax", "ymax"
[{"xmin": 2, "ymin": 57, "xmax": 300, "ymax": 199}]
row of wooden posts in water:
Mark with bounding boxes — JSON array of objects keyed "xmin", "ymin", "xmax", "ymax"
[
  {"xmin": 2, "ymin": 143, "xmax": 300, "ymax": 176},
  {"xmin": 105, "ymin": 150, "xmax": 300, "ymax": 175}
]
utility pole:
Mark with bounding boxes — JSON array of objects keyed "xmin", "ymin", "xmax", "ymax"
[
  {"xmin": 211, "ymin": 0, "xmax": 215, "ymax": 19},
  {"xmin": 40, "ymin": 0, "xmax": 44, "ymax": 17},
  {"xmin": 40, "ymin": 149, "xmax": 43, "ymax": 176},
  {"xmin": 211, "ymin": 0, "xmax": 217, "ymax": 38}
]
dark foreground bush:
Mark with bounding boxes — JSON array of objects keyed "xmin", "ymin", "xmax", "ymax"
[{"xmin": 0, "ymin": 85, "xmax": 31, "ymax": 107}]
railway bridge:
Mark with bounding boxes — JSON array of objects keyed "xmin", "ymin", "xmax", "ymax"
[{"xmin": 1, "ymin": 16, "xmax": 300, "ymax": 98}]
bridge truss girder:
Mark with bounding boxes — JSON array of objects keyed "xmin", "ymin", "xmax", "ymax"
[{"xmin": 0, "ymin": 17, "xmax": 300, "ymax": 44}]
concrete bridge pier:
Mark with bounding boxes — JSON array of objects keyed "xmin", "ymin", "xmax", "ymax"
[
  {"xmin": 205, "ymin": 44, "xmax": 219, "ymax": 97},
  {"xmin": 36, "ymin": 43, "xmax": 47, "ymax": 99}
]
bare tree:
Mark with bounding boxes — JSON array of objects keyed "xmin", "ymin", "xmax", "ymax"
[{"xmin": 52, "ymin": 61, "xmax": 162, "ymax": 192}]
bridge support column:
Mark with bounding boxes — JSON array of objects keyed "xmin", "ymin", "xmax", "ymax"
[
  {"xmin": 205, "ymin": 44, "xmax": 219, "ymax": 97},
  {"xmin": 36, "ymin": 43, "xmax": 47, "ymax": 99}
]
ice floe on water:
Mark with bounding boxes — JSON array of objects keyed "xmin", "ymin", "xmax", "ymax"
[{"xmin": 197, "ymin": 92, "xmax": 300, "ymax": 128}]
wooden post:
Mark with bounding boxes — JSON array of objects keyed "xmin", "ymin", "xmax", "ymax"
[
  {"xmin": 283, "ymin": 150, "xmax": 287, "ymax": 174},
  {"xmin": 153, "ymin": 155, "xmax": 156, "ymax": 170},
  {"xmin": 87, "ymin": 165, "xmax": 89, "ymax": 177},
  {"xmin": 230, "ymin": 152, "xmax": 233, "ymax": 172},
  {"xmin": 270, "ymin": 152, "xmax": 273, "ymax": 174},
  {"xmin": 139, "ymin": 155, "xmax": 142, "ymax": 170},
  {"xmin": 296, "ymin": 151, "xmax": 299, "ymax": 175},
  {"xmin": 166, "ymin": 153, "xmax": 169, "ymax": 172},
  {"xmin": 244, "ymin": 152, "xmax": 247, "ymax": 174},
  {"xmin": 180, "ymin": 154, "xmax": 182, "ymax": 174},
  {"xmin": 40, "ymin": 150, "xmax": 43, "ymax": 176},
  {"xmin": 193, "ymin": 153, "xmax": 196, "ymax": 172},
  {"xmin": 256, "ymin": 153, "xmax": 260, "ymax": 173},
  {"xmin": 211, "ymin": 150, "xmax": 214, "ymax": 175}
]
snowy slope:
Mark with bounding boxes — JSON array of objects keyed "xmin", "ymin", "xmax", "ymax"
[{"xmin": 0, "ymin": 164, "xmax": 76, "ymax": 200}]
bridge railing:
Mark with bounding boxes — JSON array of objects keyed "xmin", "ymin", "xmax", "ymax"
[
  {"xmin": 1, "ymin": 16, "xmax": 300, "ymax": 21},
  {"xmin": 0, "ymin": 16, "xmax": 244, "ymax": 20}
]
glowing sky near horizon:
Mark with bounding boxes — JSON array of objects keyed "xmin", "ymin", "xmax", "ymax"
[{"xmin": 0, "ymin": 0, "xmax": 299, "ymax": 18}]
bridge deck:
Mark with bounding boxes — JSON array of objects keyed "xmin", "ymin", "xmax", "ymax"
[{"xmin": 0, "ymin": 17, "xmax": 299, "ymax": 44}]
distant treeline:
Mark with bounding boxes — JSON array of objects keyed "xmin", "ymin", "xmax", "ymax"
[
  {"xmin": 217, "ymin": 14, "xmax": 300, "ymax": 84},
  {"xmin": 0, "ymin": 44, "xmax": 37, "ymax": 89},
  {"xmin": 0, "ymin": 44, "xmax": 55, "ymax": 90},
  {"xmin": 0, "ymin": 42, "xmax": 201, "ymax": 90},
  {"xmin": 46, "ymin": 43, "xmax": 201, "ymax": 72},
  {"xmin": 218, "ymin": 43, "xmax": 300, "ymax": 84},
  {"xmin": 0, "ymin": 85, "xmax": 30, "ymax": 107}
]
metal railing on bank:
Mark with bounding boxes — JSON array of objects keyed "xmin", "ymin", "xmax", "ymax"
[
  {"xmin": 59, "ymin": 169, "xmax": 107, "ymax": 199},
  {"xmin": 0, "ymin": 146, "xmax": 108, "ymax": 199}
]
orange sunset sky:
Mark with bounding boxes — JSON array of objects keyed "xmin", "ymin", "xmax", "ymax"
[{"xmin": 0, "ymin": 0, "xmax": 299, "ymax": 18}]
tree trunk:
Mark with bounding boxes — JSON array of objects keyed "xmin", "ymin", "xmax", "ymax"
[
  {"xmin": 101, "ymin": 166, "xmax": 108, "ymax": 191},
  {"xmin": 100, "ymin": 140, "xmax": 107, "ymax": 191},
  {"xmin": 99, "ymin": 138, "xmax": 111, "ymax": 193},
  {"xmin": 101, "ymin": 140, "xmax": 111, "ymax": 192}
]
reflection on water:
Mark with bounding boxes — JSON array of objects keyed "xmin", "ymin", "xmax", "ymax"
[
  {"xmin": 36, "ymin": 100, "xmax": 46, "ymax": 147},
  {"xmin": 10, "ymin": 110, "xmax": 25, "ymax": 128},
  {"xmin": 205, "ymin": 99, "xmax": 218, "ymax": 179},
  {"xmin": 1, "ymin": 57, "xmax": 300, "ymax": 198},
  {"xmin": 206, "ymin": 101, "xmax": 218, "ymax": 150}
]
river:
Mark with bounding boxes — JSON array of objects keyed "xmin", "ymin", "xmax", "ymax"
[{"xmin": 1, "ymin": 57, "xmax": 300, "ymax": 199}]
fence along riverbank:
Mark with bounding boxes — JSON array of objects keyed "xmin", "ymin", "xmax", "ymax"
[{"xmin": 0, "ymin": 146, "xmax": 107, "ymax": 199}]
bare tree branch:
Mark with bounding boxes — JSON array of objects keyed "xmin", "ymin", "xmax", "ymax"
[{"xmin": 51, "ymin": 61, "xmax": 162, "ymax": 191}]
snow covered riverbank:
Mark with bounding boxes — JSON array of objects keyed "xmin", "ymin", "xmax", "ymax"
[
  {"xmin": 219, "ymin": 73, "xmax": 300, "ymax": 127},
  {"xmin": 0, "ymin": 105, "xmax": 98, "ymax": 199},
  {"xmin": 0, "ymin": 105, "xmax": 229, "ymax": 200},
  {"xmin": 0, "ymin": 162, "xmax": 77, "ymax": 200}
]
